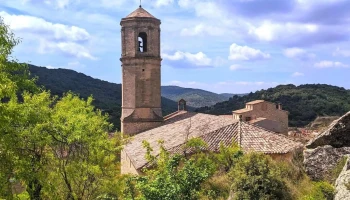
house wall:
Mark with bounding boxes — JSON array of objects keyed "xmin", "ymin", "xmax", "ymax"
[
  {"xmin": 233, "ymin": 101, "xmax": 288, "ymax": 134},
  {"xmin": 121, "ymin": 150, "xmax": 142, "ymax": 175},
  {"xmin": 269, "ymin": 152, "xmax": 294, "ymax": 162},
  {"xmin": 252, "ymin": 119, "xmax": 282, "ymax": 133}
]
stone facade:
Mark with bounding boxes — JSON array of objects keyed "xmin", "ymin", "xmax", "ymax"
[
  {"xmin": 121, "ymin": 150, "xmax": 143, "ymax": 175},
  {"xmin": 232, "ymin": 100, "xmax": 289, "ymax": 134},
  {"xmin": 120, "ymin": 7, "xmax": 163, "ymax": 135}
]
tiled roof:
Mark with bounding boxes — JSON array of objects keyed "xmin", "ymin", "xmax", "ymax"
[
  {"xmin": 123, "ymin": 112, "xmax": 236, "ymax": 169},
  {"xmin": 124, "ymin": 111, "xmax": 302, "ymax": 170},
  {"xmin": 233, "ymin": 108, "xmax": 251, "ymax": 114},
  {"xmin": 238, "ymin": 122, "xmax": 302, "ymax": 154},
  {"xmin": 125, "ymin": 7, "xmax": 156, "ymax": 18},
  {"xmin": 246, "ymin": 100, "xmax": 265, "ymax": 105},
  {"xmin": 169, "ymin": 121, "xmax": 302, "ymax": 156}
]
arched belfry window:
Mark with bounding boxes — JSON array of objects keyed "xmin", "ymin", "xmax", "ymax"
[
  {"xmin": 178, "ymin": 99, "xmax": 187, "ymax": 111},
  {"xmin": 138, "ymin": 32, "xmax": 147, "ymax": 52}
]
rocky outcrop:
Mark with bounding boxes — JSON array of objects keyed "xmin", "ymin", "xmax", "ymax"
[
  {"xmin": 304, "ymin": 146, "xmax": 350, "ymax": 180},
  {"xmin": 335, "ymin": 156, "xmax": 350, "ymax": 200},
  {"xmin": 304, "ymin": 111, "xmax": 350, "ymax": 180},
  {"xmin": 306, "ymin": 111, "xmax": 350, "ymax": 149}
]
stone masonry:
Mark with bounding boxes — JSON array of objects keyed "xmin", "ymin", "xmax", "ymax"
[
  {"xmin": 232, "ymin": 100, "xmax": 289, "ymax": 134},
  {"xmin": 120, "ymin": 7, "xmax": 163, "ymax": 135}
]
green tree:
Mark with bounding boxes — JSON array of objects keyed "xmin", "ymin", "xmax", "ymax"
[
  {"xmin": 229, "ymin": 152, "xmax": 292, "ymax": 200},
  {"xmin": 44, "ymin": 93, "xmax": 119, "ymax": 199},
  {"xmin": 0, "ymin": 18, "xmax": 122, "ymax": 200},
  {"xmin": 125, "ymin": 140, "xmax": 216, "ymax": 200},
  {"xmin": 0, "ymin": 16, "xmax": 41, "ymax": 199}
]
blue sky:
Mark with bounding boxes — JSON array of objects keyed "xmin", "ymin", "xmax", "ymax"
[{"xmin": 1, "ymin": 0, "xmax": 350, "ymax": 94}]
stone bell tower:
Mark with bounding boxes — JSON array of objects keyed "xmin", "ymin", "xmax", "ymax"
[{"xmin": 120, "ymin": 6, "xmax": 163, "ymax": 135}]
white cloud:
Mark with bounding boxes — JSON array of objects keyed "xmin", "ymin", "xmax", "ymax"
[
  {"xmin": 178, "ymin": 0, "xmax": 193, "ymax": 8},
  {"xmin": 291, "ymin": 72, "xmax": 305, "ymax": 77},
  {"xmin": 39, "ymin": 41, "xmax": 97, "ymax": 60},
  {"xmin": 178, "ymin": 0, "xmax": 229, "ymax": 21},
  {"xmin": 1, "ymin": 11, "xmax": 90, "ymax": 42},
  {"xmin": 283, "ymin": 47, "xmax": 315, "ymax": 60},
  {"xmin": 333, "ymin": 47, "xmax": 350, "ymax": 57},
  {"xmin": 155, "ymin": 0, "xmax": 174, "ymax": 7},
  {"xmin": 163, "ymin": 51, "xmax": 212, "ymax": 66},
  {"xmin": 180, "ymin": 23, "xmax": 226, "ymax": 36},
  {"xmin": 23, "ymin": 0, "xmax": 73, "ymax": 9},
  {"xmin": 284, "ymin": 48, "xmax": 305, "ymax": 58},
  {"xmin": 1, "ymin": 11, "xmax": 96, "ymax": 60},
  {"xmin": 228, "ymin": 43, "xmax": 270, "ymax": 61},
  {"xmin": 248, "ymin": 21, "xmax": 318, "ymax": 42},
  {"xmin": 229, "ymin": 65, "xmax": 251, "ymax": 71},
  {"xmin": 314, "ymin": 61, "xmax": 349, "ymax": 68}
]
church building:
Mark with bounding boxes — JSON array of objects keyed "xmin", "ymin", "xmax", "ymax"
[{"xmin": 120, "ymin": 6, "xmax": 302, "ymax": 175}]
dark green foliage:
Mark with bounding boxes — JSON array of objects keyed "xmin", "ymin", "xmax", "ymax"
[
  {"xmin": 196, "ymin": 84, "xmax": 350, "ymax": 127},
  {"xmin": 161, "ymin": 86, "xmax": 229, "ymax": 108}
]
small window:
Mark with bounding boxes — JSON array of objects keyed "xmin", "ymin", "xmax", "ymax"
[
  {"xmin": 142, "ymin": 69, "xmax": 145, "ymax": 72},
  {"xmin": 246, "ymin": 117, "xmax": 251, "ymax": 121},
  {"xmin": 138, "ymin": 32, "xmax": 147, "ymax": 52}
]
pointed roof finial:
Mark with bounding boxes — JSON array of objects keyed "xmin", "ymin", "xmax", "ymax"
[{"xmin": 139, "ymin": 0, "xmax": 142, "ymax": 8}]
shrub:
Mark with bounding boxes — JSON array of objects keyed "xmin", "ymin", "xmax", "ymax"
[
  {"xmin": 302, "ymin": 181, "xmax": 335, "ymax": 200},
  {"xmin": 229, "ymin": 152, "xmax": 292, "ymax": 200}
]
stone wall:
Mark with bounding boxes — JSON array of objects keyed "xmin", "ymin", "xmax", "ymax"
[
  {"xmin": 120, "ymin": 15, "xmax": 163, "ymax": 135},
  {"xmin": 233, "ymin": 101, "xmax": 288, "ymax": 134},
  {"xmin": 121, "ymin": 150, "xmax": 142, "ymax": 175},
  {"xmin": 269, "ymin": 152, "xmax": 294, "ymax": 162},
  {"xmin": 121, "ymin": 121, "xmax": 163, "ymax": 136},
  {"xmin": 252, "ymin": 118, "xmax": 282, "ymax": 133}
]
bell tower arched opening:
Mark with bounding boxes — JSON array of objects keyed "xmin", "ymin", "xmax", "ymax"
[{"xmin": 138, "ymin": 32, "xmax": 147, "ymax": 52}]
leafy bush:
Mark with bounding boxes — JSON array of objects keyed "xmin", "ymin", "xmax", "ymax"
[
  {"xmin": 124, "ymin": 140, "xmax": 216, "ymax": 200},
  {"xmin": 229, "ymin": 152, "xmax": 292, "ymax": 200},
  {"xmin": 302, "ymin": 182, "xmax": 335, "ymax": 200}
]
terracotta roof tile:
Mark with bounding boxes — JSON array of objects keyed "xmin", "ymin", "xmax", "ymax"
[
  {"xmin": 124, "ymin": 111, "xmax": 302, "ymax": 170},
  {"xmin": 124, "ymin": 112, "xmax": 236, "ymax": 169},
  {"xmin": 238, "ymin": 122, "xmax": 302, "ymax": 154},
  {"xmin": 125, "ymin": 7, "xmax": 156, "ymax": 18}
]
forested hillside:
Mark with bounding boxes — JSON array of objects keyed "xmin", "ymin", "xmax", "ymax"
[
  {"xmin": 161, "ymin": 86, "xmax": 229, "ymax": 107},
  {"xmin": 29, "ymin": 65, "xmax": 178, "ymax": 130},
  {"xmin": 196, "ymin": 84, "xmax": 350, "ymax": 127}
]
